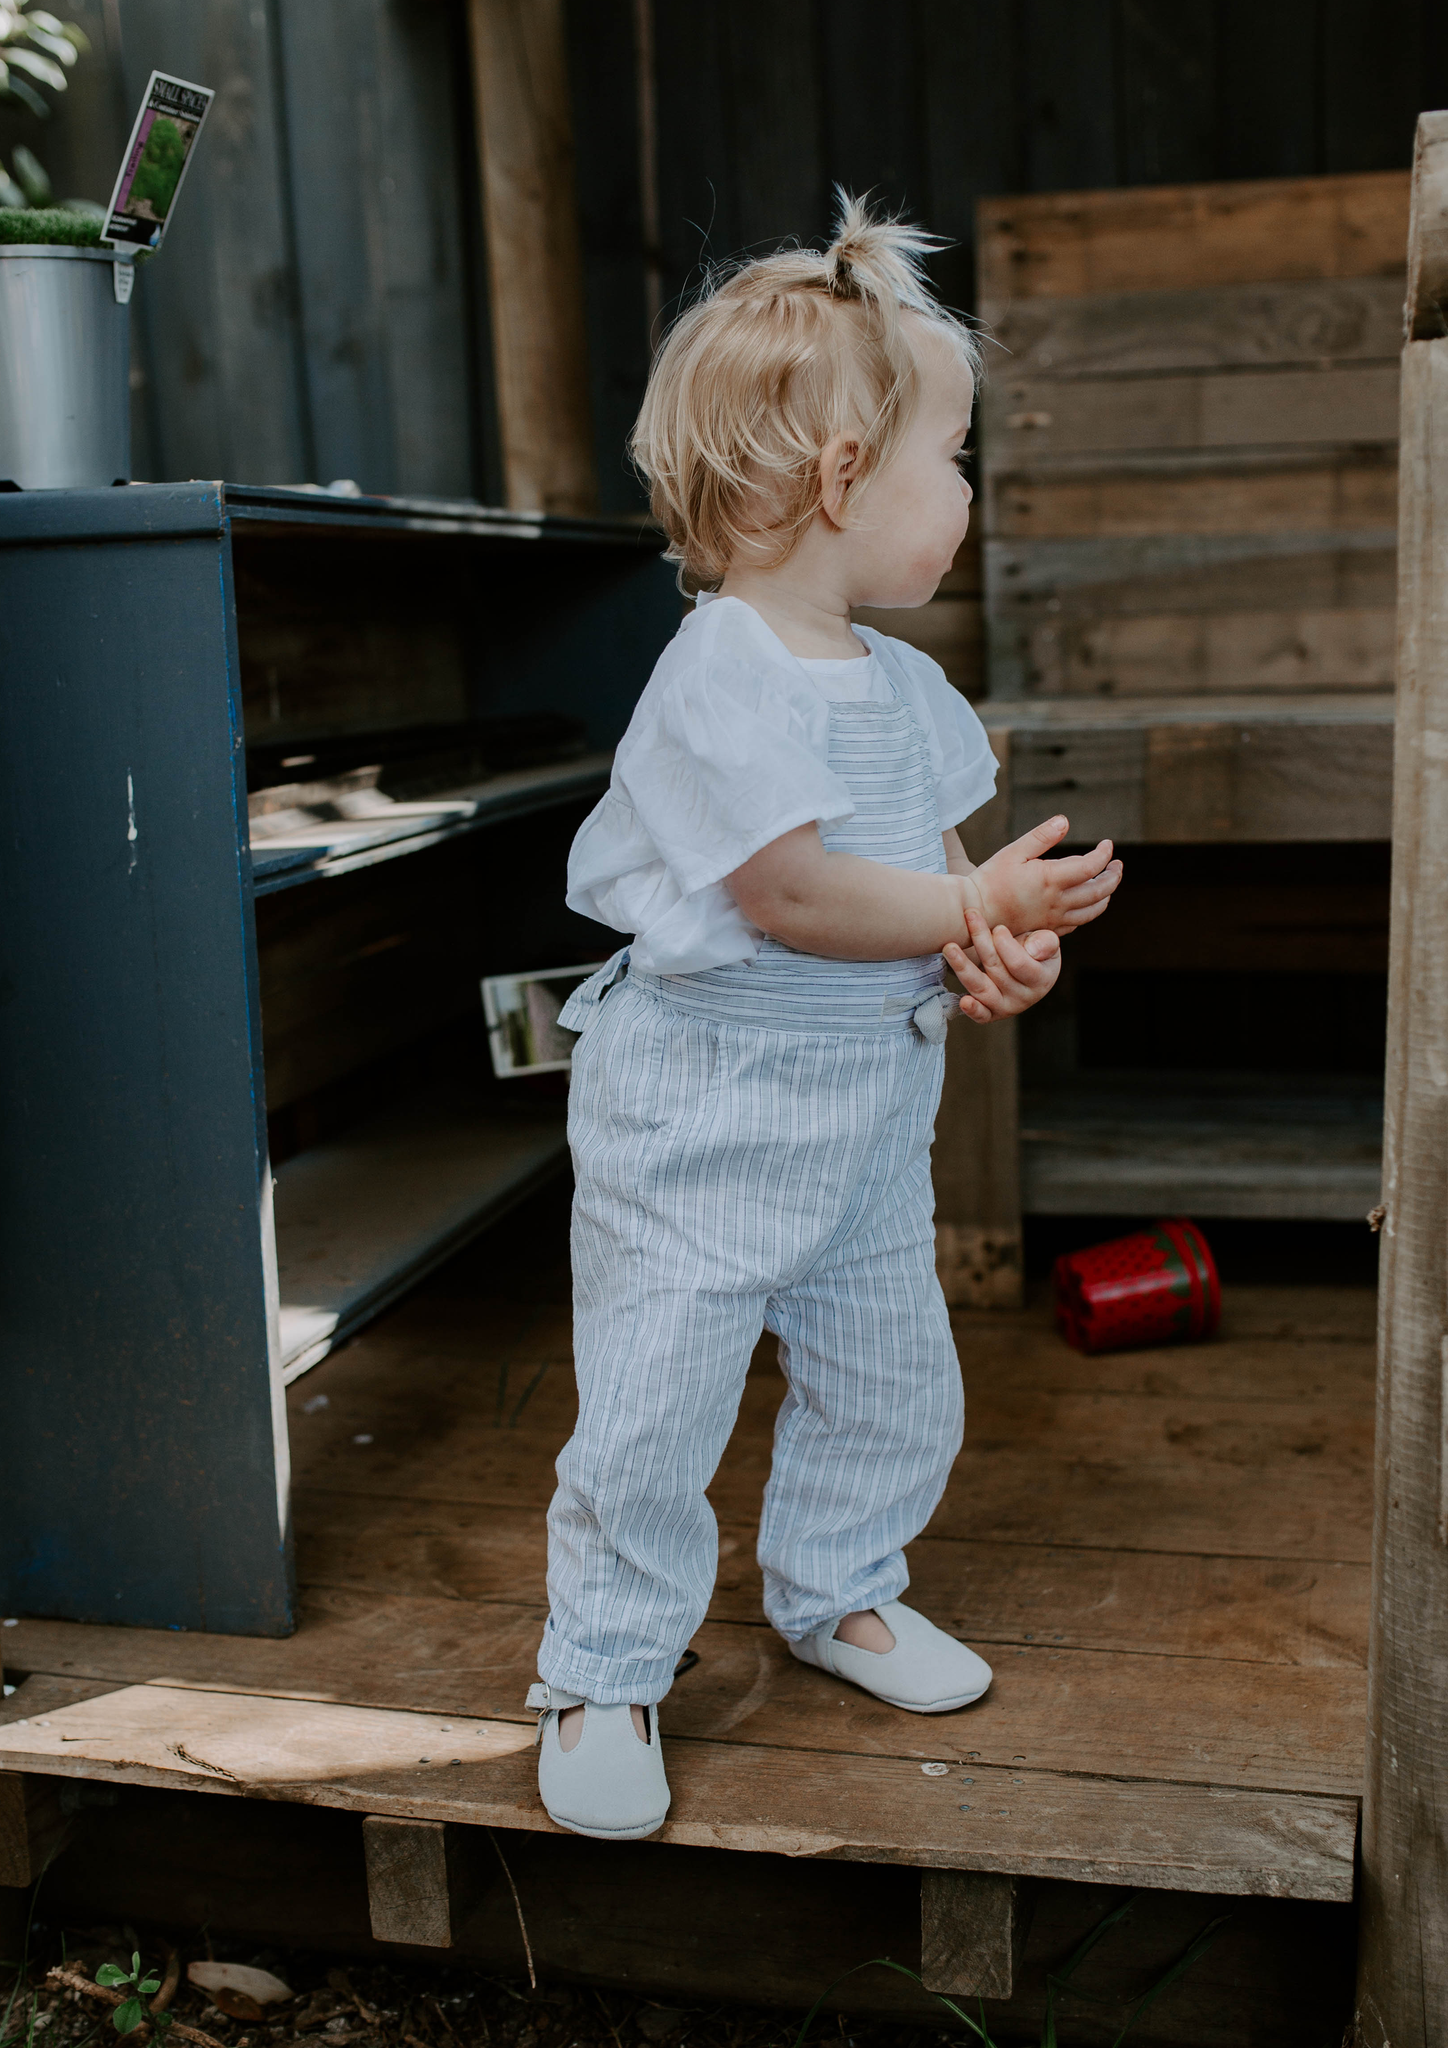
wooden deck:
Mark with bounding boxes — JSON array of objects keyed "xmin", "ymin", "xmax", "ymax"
[{"xmin": 1, "ymin": 1204, "xmax": 1372, "ymax": 1906}]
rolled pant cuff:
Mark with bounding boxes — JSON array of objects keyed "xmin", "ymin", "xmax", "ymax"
[
  {"xmin": 766, "ymin": 1564, "xmax": 911, "ymax": 1643},
  {"xmin": 537, "ymin": 1642, "xmax": 679, "ymax": 1708}
]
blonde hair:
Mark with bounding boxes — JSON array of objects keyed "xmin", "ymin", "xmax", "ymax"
[{"xmin": 631, "ymin": 191, "xmax": 980, "ymax": 589}]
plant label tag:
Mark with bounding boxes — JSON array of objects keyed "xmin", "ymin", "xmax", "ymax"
[
  {"xmin": 112, "ymin": 261, "xmax": 134, "ymax": 304},
  {"xmin": 101, "ymin": 71, "xmax": 214, "ymax": 254}
]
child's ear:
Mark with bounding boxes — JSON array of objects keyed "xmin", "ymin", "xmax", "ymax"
[{"xmin": 819, "ymin": 435, "xmax": 860, "ymax": 527}]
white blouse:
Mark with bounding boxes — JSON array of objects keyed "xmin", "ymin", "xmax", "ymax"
[{"xmin": 566, "ymin": 591, "xmax": 998, "ymax": 976}]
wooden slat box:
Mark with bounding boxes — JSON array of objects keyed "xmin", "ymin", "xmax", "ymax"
[{"xmin": 936, "ymin": 170, "xmax": 1407, "ymax": 1306}]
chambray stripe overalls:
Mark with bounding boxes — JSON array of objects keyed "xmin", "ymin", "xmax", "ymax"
[{"xmin": 539, "ymin": 646, "xmax": 964, "ymax": 1706}]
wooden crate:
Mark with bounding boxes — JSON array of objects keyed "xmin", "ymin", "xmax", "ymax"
[{"xmin": 937, "ymin": 171, "xmax": 1406, "ymax": 1307}]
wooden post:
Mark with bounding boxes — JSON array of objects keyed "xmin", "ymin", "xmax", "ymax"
[
  {"xmin": 934, "ymin": 728, "xmax": 1024, "ymax": 1308},
  {"xmin": 1355, "ymin": 109, "xmax": 1448, "ymax": 2047},
  {"xmin": 466, "ymin": 0, "xmax": 598, "ymax": 514},
  {"xmin": 363, "ymin": 1815, "xmax": 455, "ymax": 1947},
  {"xmin": 919, "ymin": 1870, "xmax": 1033, "ymax": 1998}
]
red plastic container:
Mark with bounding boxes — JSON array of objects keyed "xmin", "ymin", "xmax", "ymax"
[{"xmin": 1053, "ymin": 1218, "xmax": 1221, "ymax": 1354}]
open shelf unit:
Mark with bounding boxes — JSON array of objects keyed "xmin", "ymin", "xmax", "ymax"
[{"xmin": 0, "ymin": 481, "xmax": 677, "ymax": 1635}]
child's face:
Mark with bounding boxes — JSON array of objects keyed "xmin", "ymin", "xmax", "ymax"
[{"xmin": 837, "ymin": 318, "xmax": 974, "ymax": 610}]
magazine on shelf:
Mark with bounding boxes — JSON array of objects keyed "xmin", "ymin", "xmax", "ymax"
[{"xmin": 481, "ymin": 963, "xmax": 603, "ymax": 1078}]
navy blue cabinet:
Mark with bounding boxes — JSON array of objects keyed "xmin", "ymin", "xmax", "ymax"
[{"xmin": 0, "ymin": 484, "xmax": 674, "ymax": 1636}]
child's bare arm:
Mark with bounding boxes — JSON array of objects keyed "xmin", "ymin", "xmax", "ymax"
[
  {"xmin": 726, "ymin": 813, "xmax": 1120, "ymax": 963},
  {"xmin": 727, "ymin": 823, "xmax": 981, "ymax": 959}
]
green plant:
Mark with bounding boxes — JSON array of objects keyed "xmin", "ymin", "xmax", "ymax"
[
  {"xmin": 791, "ymin": 1894, "xmax": 1233, "ymax": 2048},
  {"xmin": 0, "ymin": 3, "xmax": 88, "ymax": 118},
  {"xmin": 127, "ymin": 113, "xmax": 184, "ymax": 218},
  {"xmin": 93, "ymin": 1956, "xmax": 169, "ymax": 2043},
  {"xmin": 0, "ymin": 201, "xmax": 98, "ymax": 241}
]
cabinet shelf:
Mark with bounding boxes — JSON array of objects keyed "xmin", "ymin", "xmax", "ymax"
[
  {"xmin": 251, "ymin": 755, "xmax": 613, "ymax": 896},
  {"xmin": 274, "ymin": 1081, "xmax": 569, "ymax": 1383}
]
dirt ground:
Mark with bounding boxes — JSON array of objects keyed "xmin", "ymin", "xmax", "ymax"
[{"xmin": 1, "ymin": 1924, "xmax": 948, "ymax": 2048}]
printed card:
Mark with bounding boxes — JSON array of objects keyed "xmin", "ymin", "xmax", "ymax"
[
  {"xmin": 482, "ymin": 964, "xmax": 603, "ymax": 1077},
  {"xmin": 102, "ymin": 71, "xmax": 214, "ymax": 253}
]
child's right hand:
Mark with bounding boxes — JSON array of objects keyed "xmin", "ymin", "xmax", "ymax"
[{"xmin": 965, "ymin": 816, "xmax": 1121, "ymax": 938}]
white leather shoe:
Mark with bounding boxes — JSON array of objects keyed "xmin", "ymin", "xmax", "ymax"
[
  {"xmin": 788, "ymin": 1600, "xmax": 993, "ymax": 1712},
  {"xmin": 528, "ymin": 1683, "xmax": 671, "ymax": 1840}
]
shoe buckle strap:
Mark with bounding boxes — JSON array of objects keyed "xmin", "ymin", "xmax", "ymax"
[{"xmin": 526, "ymin": 1681, "xmax": 585, "ymax": 1740}]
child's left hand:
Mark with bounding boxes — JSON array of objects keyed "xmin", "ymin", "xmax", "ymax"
[
  {"xmin": 944, "ymin": 912, "xmax": 1060, "ymax": 1023},
  {"xmin": 965, "ymin": 815, "xmax": 1121, "ymax": 938}
]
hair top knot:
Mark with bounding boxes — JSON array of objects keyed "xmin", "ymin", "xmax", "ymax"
[{"xmin": 631, "ymin": 189, "xmax": 981, "ymax": 589}]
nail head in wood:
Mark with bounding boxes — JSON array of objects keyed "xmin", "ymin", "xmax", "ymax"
[
  {"xmin": 919, "ymin": 1869, "xmax": 1033, "ymax": 1999},
  {"xmin": 363, "ymin": 1815, "xmax": 453, "ymax": 1947}
]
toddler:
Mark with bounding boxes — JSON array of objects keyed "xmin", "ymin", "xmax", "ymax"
[{"xmin": 527, "ymin": 197, "xmax": 1121, "ymax": 1838}]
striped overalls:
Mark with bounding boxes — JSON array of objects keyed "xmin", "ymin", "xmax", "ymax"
[{"xmin": 540, "ymin": 650, "xmax": 964, "ymax": 1706}]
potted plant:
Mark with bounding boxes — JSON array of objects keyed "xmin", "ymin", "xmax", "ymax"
[{"xmin": 0, "ymin": 1, "xmax": 131, "ymax": 488}]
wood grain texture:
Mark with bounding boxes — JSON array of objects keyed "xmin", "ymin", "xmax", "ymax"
[
  {"xmin": 0, "ymin": 1774, "xmax": 26, "ymax": 1888},
  {"xmin": 467, "ymin": 0, "xmax": 597, "ymax": 513},
  {"xmin": 933, "ymin": 727, "xmax": 1022, "ymax": 1303},
  {"xmin": 996, "ymin": 709, "xmax": 1393, "ymax": 845},
  {"xmin": 989, "ymin": 276, "xmax": 1406, "ymax": 379},
  {"xmin": 363, "ymin": 1815, "xmax": 453, "ymax": 1946},
  {"xmin": 1355, "ymin": 328, "xmax": 1448, "ymax": 2035},
  {"xmin": 0, "ymin": 1679, "xmax": 1357, "ymax": 1899},
  {"xmin": 977, "ymin": 171, "xmax": 1411, "ymax": 316},
  {"xmin": 0, "ymin": 1219, "xmax": 1373, "ymax": 1905},
  {"xmin": 287, "ymin": 1496, "xmax": 1368, "ymax": 1668},
  {"xmin": 1406, "ymin": 110, "xmax": 1448, "ymax": 340},
  {"xmin": 982, "ymin": 362, "xmax": 1400, "ymax": 468},
  {"xmin": 920, "ymin": 1869, "xmax": 1029, "ymax": 1998},
  {"xmin": 990, "ymin": 455, "xmax": 1400, "ymax": 541}
]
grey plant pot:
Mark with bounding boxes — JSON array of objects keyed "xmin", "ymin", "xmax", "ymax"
[{"xmin": 0, "ymin": 243, "xmax": 132, "ymax": 489}]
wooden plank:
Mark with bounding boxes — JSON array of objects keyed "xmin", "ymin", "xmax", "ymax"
[
  {"xmin": 363, "ymin": 1815, "xmax": 453, "ymax": 1946},
  {"xmin": 272, "ymin": 1090, "xmax": 569, "ymax": 1380},
  {"xmin": 981, "ymin": 363, "xmax": 1400, "ymax": 467},
  {"xmin": 1019, "ymin": 1102, "xmax": 1383, "ymax": 1221},
  {"xmin": 977, "ymin": 171, "xmax": 1411, "ymax": 316},
  {"xmin": 985, "ymin": 531, "xmax": 1399, "ymax": 605},
  {"xmin": 275, "ymin": 0, "xmax": 475, "ymax": 497},
  {"xmin": 0, "ymin": 1775, "xmax": 25, "ymax": 1888},
  {"xmin": 990, "ymin": 276, "xmax": 1407, "ymax": 380},
  {"xmin": 289, "ymin": 1492, "xmax": 1370, "ymax": 1669},
  {"xmin": 1406, "ymin": 108, "xmax": 1448, "ymax": 341},
  {"xmin": 934, "ymin": 729, "xmax": 1022, "ymax": 1305},
  {"xmin": 920, "ymin": 1869, "xmax": 1030, "ymax": 1998},
  {"xmin": 277, "ymin": 1359, "xmax": 1375, "ymax": 1562},
  {"xmin": 0, "ymin": 1771, "xmax": 73, "ymax": 1888},
  {"xmin": 466, "ymin": 0, "xmax": 598, "ymax": 514},
  {"xmin": 1016, "ymin": 604, "xmax": 1395, "ymax": 700},
  {"xmin": 991, "ymin": 455, "xmax": 1400, "ymax": 541},
  {"xmin": 0, "ymin": 1680, "xmax": 1358, "ymax": 1898},
  {"xmin": 1356, "ymin": 119, "xmax": 1448, "ymax": 2036},
  {"xmin": 116, "ymin": 0, "xmax": 311, "ymax": 485},
  {"xmin": 0, "ymin": 1590, "xmax": 1367, "ymax": 1794},
  {"xmin": 1115, "ymin": 0, "xmax": 1215, "ymax": 189},
  {"xmin": 986, "ymin": 532, "xmax": 1398, "ymax": 700},
  {"xmin": 998, "ymin": 708, "xmax": 1394, "ymax": 844}
]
